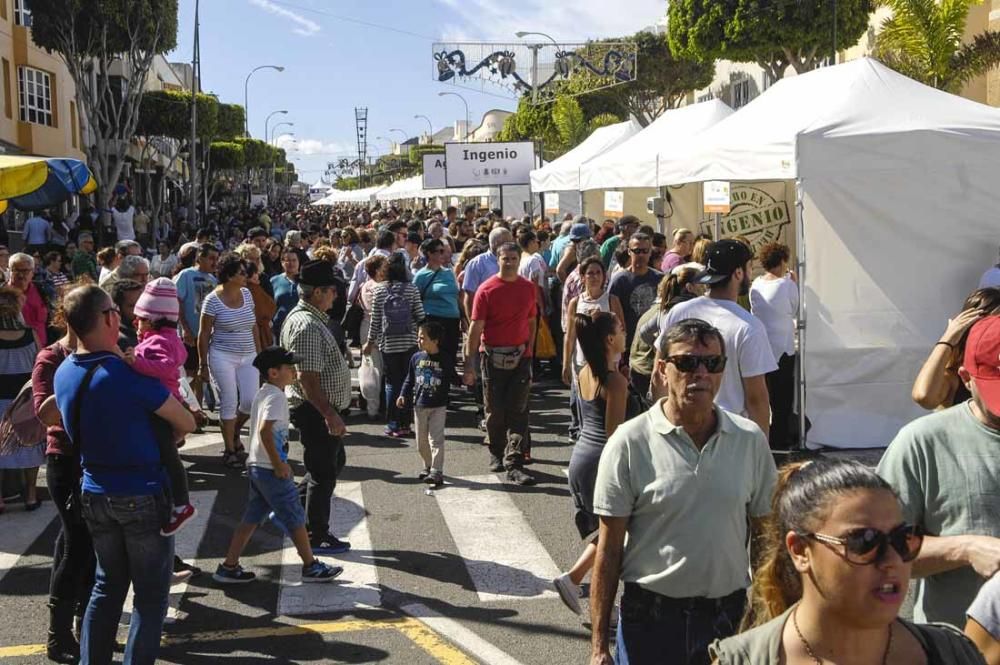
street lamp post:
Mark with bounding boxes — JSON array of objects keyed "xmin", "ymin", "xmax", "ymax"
[
  {"xmin": 270, "ymin": 121, "xmax": 294, "ymax": 145},
  {"xmin": 515, "ymin": 31, "xmax": 560, "ymax": 103},
  {"xmin": 437, "ymin": 91, "xmax": 470, "ymax": 141},
  {"xmin": 262, "ymin": 110, "xmax": 287, "ymax": 203},
  {"xmin": 414, "ymin": 115, "xmax": 433, "ymax": 142},
  {"xmin": 243, "ymin": 65, "xmax": 284, "ymax": 137}
]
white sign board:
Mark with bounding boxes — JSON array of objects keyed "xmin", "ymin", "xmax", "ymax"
[
  {"xmin": 444, "ymin": 141, "xmax": 535, "ymax": 187},
  {"xmin": 544, "ymin": 192, "xmax": 559, "ymax": 215},
  {"xmin": 604, "ymin": 191, "xmax": 624, "ymax": 218},
  {"xmin": 422, "ymin": 153, "xmax": 447, "ymax": 189},
  {"xmin": 703, "ymin": 180, "xmax": 731, "ymax": 214}
]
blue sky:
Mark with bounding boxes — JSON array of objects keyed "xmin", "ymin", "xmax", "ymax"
[{"xmin": 168, "ymin": 0, "xmax": 665, "ymax": 184}]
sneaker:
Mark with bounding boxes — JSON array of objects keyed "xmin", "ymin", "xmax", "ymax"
[
  {"xmin": 174, "ymin": 557, "xmax": 202, "ymax": 577},
  {"xmin": 417, "ymin": 469, "xmax": 430, "ymax": 481},
  {"xmin": 222, "ymin": 450, "xmax": 244, "ymax": 469},
  {"xmin": 268, "ymin": 510, "xmax": 290, "ymax": 536},
  {"xmin": 478, "ymin": 418, "xmax": 488, "ymax": 432},
  {"xmin": 553, "ymin": 573, "xmax": 583, "ymax": 615},
  {"xmin": 506, "ymin": 468, "xmax": 536, "ymax": 486},
  {"xmin": 311, "ymin": 535, "xmax": 351, "ymax": 555},
  {"xmin": 424, "ymin": 472, "xmax": 443, "ymax": 488},
  {"xmin": 212, "ymin": 562, "xmax": 256, "ymax": 584},
  {"xmin": 161, "ymin": 504, "xmax": 198, "ymax": 536},
  {"xmin": 488, "ymin": 456, "xmax": 504, "ymax": 473},
  {"xmin": 301, "ymin": 560, "xmax": 345, "ymax": 583},
  {"xmin": 171, "ymin": 568, "xmax": 193, "ymax": 585},
  {"xmin": 396, "ymin": 426, "xmax": 413, "ymax": 437}
]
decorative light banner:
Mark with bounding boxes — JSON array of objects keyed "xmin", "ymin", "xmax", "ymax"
[{"xmin": 432, "ymin": 41, "xmax": 637, "ymax": 105}]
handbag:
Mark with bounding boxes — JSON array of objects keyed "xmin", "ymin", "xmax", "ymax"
[
  {"xmin": 0, "ymin": 379, "xmax": 46, "ymax": 456},
  {"xmin": 341, "ymin": 293, "xmax": 364, "ymax": 342}
]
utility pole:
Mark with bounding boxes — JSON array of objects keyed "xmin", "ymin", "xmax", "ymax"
[{"xmin": 188, "ymin": 0, "xmax": 200, "ymax": 226}]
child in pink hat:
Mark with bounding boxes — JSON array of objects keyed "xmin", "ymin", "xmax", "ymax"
[{"xmin": 123, "ymin": 277, "xmax": 197, "ymax": 535}]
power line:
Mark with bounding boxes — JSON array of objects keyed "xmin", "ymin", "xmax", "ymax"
[{"xmin": 262, "ymin": 0, "xmax": 439, "ymax": 41}]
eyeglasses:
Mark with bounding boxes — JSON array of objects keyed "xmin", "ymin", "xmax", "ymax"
[
  {"xmin": 630, "ymin": 247, "xmax": 650, "ymax": 255},
  {"xmin": 664, "ymin": 354, "xmax": 727, "ymax": 373},
  {"xmin": 803, "ymin": 524, "xmax": 923, "ymax": 565},
  {"xmin": 102, "ymin": 304, "xmax": 121, "ymax": 317}
]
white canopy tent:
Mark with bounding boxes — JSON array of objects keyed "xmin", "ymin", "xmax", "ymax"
[
  {"xmin": 321, "ymin": 185, "xmax": 387, "ymax": 204},
  {"xmin": 530, "ymin": 119, "xmax": 642, "ymax": 193},
  {"xmin": 579, "ymin": 100, "xmax": 732, "ymax": 191},
  {"xmin": 375, "ymin": 175, "xmax": 424, "ymax": 201},
  {"xmin": 657, "ymin": 57, "xmax": 1000, "ymax": 449}
]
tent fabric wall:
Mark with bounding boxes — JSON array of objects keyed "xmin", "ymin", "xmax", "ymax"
[{"xmin": 530, "ymin": 119, "xmax": 641, "ymax": 193}]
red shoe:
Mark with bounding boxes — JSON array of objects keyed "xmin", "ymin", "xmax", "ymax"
[{"xmin": 161, "ymin": 504, "xmax": 198, "ymax": 536}]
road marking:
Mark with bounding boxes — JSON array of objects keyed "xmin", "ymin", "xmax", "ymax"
[
  {"xmin": 0, "ymin": 501, "xmax": 57, "ymax": 583},
  {"xmin": 434, "ymin": 474, "xmax": 559, "ymax": 602},
  {"xmin": 402, "ymin": 602, "xmax": 528, "ymax": 665},
  {"xmin": 0, "ymin": 616, "xmax": 476, "ymax": 664},
  {"xmin": 277, "ymin": 481, "xmax": 380, "ymax": 615},
  {"xmin": 122, "ymin": 491, "xmax": 218, "ymax": 625}
]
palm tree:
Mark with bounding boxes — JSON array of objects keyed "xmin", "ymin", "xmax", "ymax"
[{"xmin": 874, "ymin": 0, "xmax": 1000, "ymax": 93}]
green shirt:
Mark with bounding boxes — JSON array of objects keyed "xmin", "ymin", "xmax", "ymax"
[
  {"xmin": 877, "ymin": 401, "xmax": 1000, "ymax": 627},
  {"xmin": 599, "ymin": 235, "xmax": 621, "ymax": 269},
  {"xmin": 592, "ymin": 399, "xmax": 777, "ymax": 598}
]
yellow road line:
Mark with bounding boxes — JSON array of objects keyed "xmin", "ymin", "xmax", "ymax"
[{"xmin": 0, "ymin": 616, "xmax": 477, "ymax": 663}]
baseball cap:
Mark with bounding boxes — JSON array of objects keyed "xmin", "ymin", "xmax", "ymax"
[
  {"xmin": 965, "ymin": 315, "xmax": 1000, "ymax": 413},
  {"xmin": 569, "ymin": 223, "xmax": 592, "ymax": 241},
  {"xmin": 253, "ymin": 346, "xmax": 300, "ymax": 373},
  {"xmin": 694, "ymin": 239, "xmax": 753, "ymax": 285}
]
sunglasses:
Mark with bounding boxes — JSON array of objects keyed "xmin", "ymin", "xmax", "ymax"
[
  {"xmin": 630, "ymin": 248, "xmax": 650, "ymax": 255},
  {"xmin": 102, "ymin": 304, "xmax": 121, "ymax": 317},
  {"xmin": 804, "ymin": 524, "xmax": 923, "ymax": 565},
  {"xmin": 664, "ymin": 354, "xmax": 726, "ymax": 373}
]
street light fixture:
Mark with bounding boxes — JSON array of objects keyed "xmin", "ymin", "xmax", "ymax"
[
  {"xmin": 514, "ymin": 30, "xmax": 561, "ymax": 47},
  {"xmin": 243, "ymin": 65, "xmax": 284, "ymax": 137},
  {"xmin": 437, "ymin": 91, "xmax": 470, "ymax": 141},
  {"xmin": 515, "ymin": 32, "xmax": 561, "ymax": 103},
  {"xmin": 414, "ymin": 114, "xmax": 433, "ymax": 142},
  {"xmin": 271, "ymin": 121, "xmax": 294, "ymax": 144},
  {"xmin": 264, "ymin": 110, "xmax": 288, "ymax": 146}
]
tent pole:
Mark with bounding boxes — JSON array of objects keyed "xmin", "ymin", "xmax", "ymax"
[{"xmin": 795, "ymin": 179, "xmax": 807, "ymax": 450}]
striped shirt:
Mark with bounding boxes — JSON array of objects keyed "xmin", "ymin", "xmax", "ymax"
[
  {"xmin": 201, "ymin": 288, "xmax": 256, "ymax": 354},
  {"xmin": 367, "ymin": 281, "xmax": 425, "ymax": 354}
]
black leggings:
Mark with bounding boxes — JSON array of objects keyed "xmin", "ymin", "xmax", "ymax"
[
  {"xmin": 152, "ymin": 415, "xmax": 190, "ymax": 506},
  {"xmin": 46, "ymin": 453, "xmax": 95, "ymax": 610}
]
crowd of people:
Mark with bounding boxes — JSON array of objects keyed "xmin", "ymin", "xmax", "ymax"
[{"xmin": 1, "ymin": 194, "xmax": 1000, "ymax": 665}]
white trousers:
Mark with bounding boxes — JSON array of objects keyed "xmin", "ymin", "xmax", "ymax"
[{"xmin": 208, "ymin": 347, "xmax": 257, "ymax": 420}]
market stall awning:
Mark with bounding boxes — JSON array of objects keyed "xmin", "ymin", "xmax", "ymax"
[
  {"xmin": 530, "ymin": 118, "xmax": 642, "ymax": 193},
  {"xmin": 0, "ymin": 156, "xmax": 97, "ymax": 211}
]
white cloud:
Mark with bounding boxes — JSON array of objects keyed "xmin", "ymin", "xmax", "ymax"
[
  {"xmin": 276, "ymin": 134, "xmax": 350, "ymax": 156},
  {"xmin": 248, "ymin": 0, "xmax": 321, "ymax": 36},
  {"xmin": 432, "ymin": 0, "xmax": 665, "ymax": 41}
]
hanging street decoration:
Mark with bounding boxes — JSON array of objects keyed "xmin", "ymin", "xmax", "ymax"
[{"xmin": 432, "ymin": 41, "xmax": 637, "ymax": 105}]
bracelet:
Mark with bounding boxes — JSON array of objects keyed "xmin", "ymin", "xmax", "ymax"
[{"xmin": 935, "ymin": 341, "xmax": 955, "ymax": 350}]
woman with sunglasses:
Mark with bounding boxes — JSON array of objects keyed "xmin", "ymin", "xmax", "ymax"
[{"xmin": 711, "ymin": 458, "xmax": 984, "ymax": 664}]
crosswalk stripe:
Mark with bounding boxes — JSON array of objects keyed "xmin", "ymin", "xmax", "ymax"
[
  {"xmin": 433, "ymin": 474, "xmax": 559, "ymax": 602},
  {"xmin": 122, "ymin": 490, "xmax": 218, "ymax": 625},
  {"xmin": 0, "ymin": 501, "xmax": 57, "ymax": 583},
  {"xmin": 277, "ymin": 481, "xmax": 380, "ymax": 615}
]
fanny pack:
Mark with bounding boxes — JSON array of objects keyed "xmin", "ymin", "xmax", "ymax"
[{"xmin": 485, "ymin": 345, "xmax": 525, "ymax": 370}]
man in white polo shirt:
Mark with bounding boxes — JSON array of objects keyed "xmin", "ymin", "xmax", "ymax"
[
  {"xmin": 641, "ymin": 239, "xmax": 775, "ymax": 437},
  {"xmin": 589, "ymin": 318, "xmax": 777, "ymax": 665}
]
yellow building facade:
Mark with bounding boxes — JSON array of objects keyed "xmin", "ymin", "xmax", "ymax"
[{"xmin": 0, "ymin": 0, "xmax": 84, "ymax": 159}]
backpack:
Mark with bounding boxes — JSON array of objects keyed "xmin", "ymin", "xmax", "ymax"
[
  {"xmin": 383, "ymin": 284, "xmax": 411, "ymax": 337},
  {"xmin": 0, "ymin": 380, "xmax": 46, "ymax": 456}
]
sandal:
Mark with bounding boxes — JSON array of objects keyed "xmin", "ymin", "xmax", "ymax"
[{"xmin": 222, "ymin": 451, "xmax": 245, "ymax": 469}]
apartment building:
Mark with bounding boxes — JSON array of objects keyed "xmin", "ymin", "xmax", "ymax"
[{"xmin": 0, "ymin": 0, "xmax": 84, "ymax": 158}]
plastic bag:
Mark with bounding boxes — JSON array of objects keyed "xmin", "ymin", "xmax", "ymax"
[
  {"xmin": 360, "ymin": 350, "xmax": 383, "ymax": 417},
  {"xmin": 535, "ymin": 317, "xmax": 557, "ymax": 360}
]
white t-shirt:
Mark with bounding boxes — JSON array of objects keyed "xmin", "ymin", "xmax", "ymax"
[
  {"xmin": 112, "ymin": 206, "xmax": 136, "ymax": 241},
  {"xmin": 749, "ymin": 276, "xmax": 799, "ymax": 360},
  {"xmin": 518, "ymin": 252, "xmax": 547, "ymax": 288},
  {"xmin": 247, "ymin": 383, "xmax": 290, "ymax": 470},
  {"xmin": 980, "ymin": 266, "xmax": 1000, "ymax": 289},
  {"xmin": 661, "ymin": 296, "xmax": 777, "ymax": 415}
]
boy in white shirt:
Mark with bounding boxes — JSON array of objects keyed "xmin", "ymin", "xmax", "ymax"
[{"xmin": 213, "ymin": 346, "xmax": 344, "ymax": 584}]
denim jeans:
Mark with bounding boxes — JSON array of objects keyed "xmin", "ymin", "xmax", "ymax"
[
  {"xmin": 290, "ymin": 401, "xmax": 346, "ymax": 542},
  {"xmin": 481, "ymin": 354, "xmax": 531, "ymax": 469},
  {"xmin": 383, "ymin": 348, "xmax": 416, "ymax": 429},
  {"xmin": 80, "ymin": 491, "xmax": 173, "ymax": 665},
  {"xmin": 615, "ymin": 584, "xmax": 746, "ymax": 665},
  {"xmin": 47, "ymin": 453, "xmax": 95, "ymax": 612}
]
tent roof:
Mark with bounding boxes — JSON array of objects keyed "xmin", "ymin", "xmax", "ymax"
[
  {"xmin": 530, "ymin": 119, "xmax": 642, "ymax": 192},
  {"xmin": 579, "ymin": 100, "xmax": 732, "ymax": 190},
  {"xmin": 309, "ymin": 178, "xmax": 329, "ymax": 190},
  {"xmin": 375, "ymin": 175, "xmax": 424, "ymax": 201},
  {"xmin": 657, "ymin": 57, "xmax": 1000, "ymax": 184}
]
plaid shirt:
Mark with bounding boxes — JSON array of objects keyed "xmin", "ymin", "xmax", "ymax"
[{"xmin": 280, "ymin": 299, "xmax": 351, "ymax": 411}]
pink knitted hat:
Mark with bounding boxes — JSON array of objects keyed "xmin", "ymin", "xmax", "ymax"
[{"xmin": 134, "ymin": 277, "xmax": 179, "ymax": 323}]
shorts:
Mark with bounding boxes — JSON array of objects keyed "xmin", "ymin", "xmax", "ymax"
[
  {"xmin": 183, "ymin": 343, "xmax": 199, "ymax": 372},
  {"xmin": 242, "ymin": 465, "xmax": 306, "ymax": 531}
]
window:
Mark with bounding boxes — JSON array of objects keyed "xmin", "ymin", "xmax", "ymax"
[
  {"xmin": 1, "ymin": 59, "xmax": 10, "ymax": 120},
  {"xmin": 697, "ymin": 91, "xmax": 715, "ymax": 103},
  {"xmin": 18, "ymin": 66, "xmax": 52, "ymax": 126},
  {"xmin": 14, "ymin": 0, "xmax": 29, "ymax": 27},
  {"xmin": 731, "ymin": 77, "xmax": 751, "ymax": 109}
]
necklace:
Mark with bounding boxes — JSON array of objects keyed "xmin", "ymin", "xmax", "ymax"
[{"xmin": 791, "ymin": 606, "xmax": 892, "ymax": 665}]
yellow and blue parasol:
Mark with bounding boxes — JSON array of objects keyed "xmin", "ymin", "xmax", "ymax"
[{"xmin": 0, "ymin": 155, "xmax": 98, "ymax": 214}]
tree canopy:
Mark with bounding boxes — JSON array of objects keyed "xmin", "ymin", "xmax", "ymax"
[
  {"xmin": 135, "ymin": 90, "xmax": 219, "ymax": 141},
  {"xmin": 31, "ymin": 0, "xmax": 178, "ymax": 56},
  {"xmin": 668, "ymin": 0, "xmax": 872, "ymax": 80},
  {"xmin": 209, "ymin": 142, "xmax": 245, "ymax": 171}
]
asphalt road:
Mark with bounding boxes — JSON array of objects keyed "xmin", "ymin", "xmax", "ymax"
[{"xmin": 0, "ymin": 365, "xmax": 609, "ymax": 665}]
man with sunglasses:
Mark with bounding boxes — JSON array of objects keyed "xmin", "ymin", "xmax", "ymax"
[
  {"xmin": 608, "ymin": 232, "xmax": 663, "ymax": 359},
  {"xmin": 590, "ymin": 318, "xmax": 777, "ymax": 665},
  {"xmin": 646, "ymin": 239, "xmax": 775, "ymax": 438},
  {"xmin": 878, "ymin": 314, "xmax": 1000, "ymax": 628}
]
